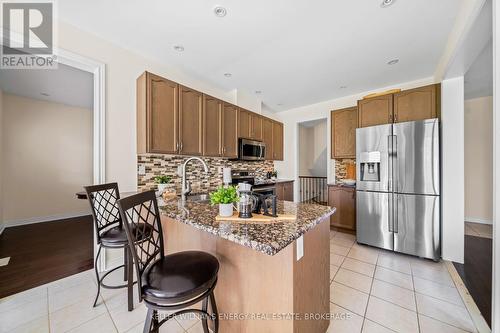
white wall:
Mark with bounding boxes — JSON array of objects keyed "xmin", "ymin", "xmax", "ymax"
[
  {"xmin": 298, "ymin": 120, "xmax": 327, "ymax": 177},
  {"xmin": 441, "ymin": 77, "xmax": 465, "ymax": 263},
  {"xmin": 272, "ymin": 77, "xmax": 435, "ymax": 200},
  {"xmin": 465, "ymin": 96, "xmax": 493, "ymax": 224},
  {"xmin": 2, "ymin": 94, "xmax": 92, "ymax": 224}
]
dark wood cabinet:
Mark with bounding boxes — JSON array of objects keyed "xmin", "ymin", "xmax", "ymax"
[
  {"xmin": 222, "ymin": 103, "xmax": 239, "ymax": 158},
  {"xmin": 202, "ymin": 95, "xmax": 222, "ymax": 156},
  {"xmin": 328, "ymin": 185, "xmax": 356, "ymax": 231},
  {"xmin": 394, "ymin": 84, "xmax": 440, "ymax": 123},
  {"xmin": 272, "ymin": 121, "xmax": 284, "ymax": 161},
  {"xmin": 358, "ymin": 94, "xmax": 393, "ymax": 128},
  {"xmin": 276, "ymin": 181, "xmax": 294, "ymax": 201},
  {"xmin": 331, "ymin": 107, "xmax": 357, "ymax": 158},
  {"xmin": 137, "ymin": 72, "xmax": 179, "ymax": 154},
  {"xmin": 178, "ymin": 85, "xmax": 203, "ymax": 155},
  {"xmin": 262, "ymin": 117, "xmax": 274, "ymax": 160}
]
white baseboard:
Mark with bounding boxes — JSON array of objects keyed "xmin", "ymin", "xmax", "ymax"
[
  {"xmin": 465, "ymin": 217, "xmax": 493, "ymax": 225},
  {"xmin": 5, "ymin": 211, "xmax": 91, "ymax": 228}
]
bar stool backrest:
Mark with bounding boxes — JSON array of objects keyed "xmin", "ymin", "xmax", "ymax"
[
  {"xmin": 117, "ymin": 190, "xmax": 165, "ymax": 297},
  {"xmin": 84, "ymin": 182, "xmax": 122, "ymax": 244}
]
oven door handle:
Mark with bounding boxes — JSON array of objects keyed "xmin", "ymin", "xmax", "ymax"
[{"xmin": 253, "ymin": 186, "xmax": 276, "ymax": 193}]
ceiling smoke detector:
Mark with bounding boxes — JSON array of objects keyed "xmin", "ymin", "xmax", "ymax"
[
  {"xmin": 380, "ymin": 0, "xmax": 395, "ymax": 8},
  {"xmin": 387, "ymin": 59, "xmax": 399, "ymax": 65},
  {"xmin": 214, "ymin": 6, "xmax": 227, "ymax": 17},
  {"xmin": 173, "ymin": 45, "xmax": 184, "ymax": 52},
  {"xmin": 224, "ymin": 73, "xmax": 232, "ymax": 77}
]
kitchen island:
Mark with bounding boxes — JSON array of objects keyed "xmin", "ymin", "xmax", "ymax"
[{"xmin": 159, "ymin": 199, "xmax": 335, "ymax": 333}]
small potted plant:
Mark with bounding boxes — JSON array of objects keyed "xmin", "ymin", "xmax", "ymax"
[
  {"xmin": 271, "ymin": 170, "xmax": 278, "ymax": 180},
  {"xmin": 153, "ymin": 175, "xmax": 171, "ymax": 194},
  {"xmin": 209, "ymin": 185, "xmax": 239, "ymax": 217}
]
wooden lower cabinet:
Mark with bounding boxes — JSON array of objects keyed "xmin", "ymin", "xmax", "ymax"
[
  {"xmin": 276, "ymin": 181, "xmax": 294, "ymax": 201},
  {"xmin": 328, "ymin": 185, "xmax": 356, "ymax": 231}
]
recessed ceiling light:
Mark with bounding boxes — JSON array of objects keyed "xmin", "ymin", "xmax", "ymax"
[
  {"xmin": 224, "ymin": 73, "xmax": 232, "ymax": 77},
  {"xmin": 255, "ymin": 90, "xmax": 262, "ymax": 94},
  {"xmin": 340, "ymin": 86, "xmax": 347, "ymax": 89},
  {"xmin": 40, "ymin": 92, "xmax": 50, "ymax": 96},
  {"xmin": 380, "ymin": 0, "xmax": 395, "ymax": 8},
  {"xmin": 214, "ymin": 6, "xmax": 227, "ymax": 17},
  {"xmin": 387, "ymin": 59, "xmax": 399, "ymax": 65},
  {"xmin": 277, "ymin": 103, "xmax": 283, "ymax": 106},
  {"xmin": 173, "ymin": 45, "xmax": 184, "ymax": 52}
]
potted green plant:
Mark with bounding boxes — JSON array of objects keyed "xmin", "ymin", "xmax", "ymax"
[
  {"xmin": 209, "ymin": 185, "xmax": 239, "ymax": 217},
  {"xmin": 153, "ymin": 175, "xmax": 171, "ymax": 194},
  {"xmin": 271, "ymin": 170, "xmax": 278, "ymax": 180}
]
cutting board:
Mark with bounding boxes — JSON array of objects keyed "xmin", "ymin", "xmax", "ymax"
[{"xmin": 215, "ymin": 212, "xmax": 296, "ymax": 223}]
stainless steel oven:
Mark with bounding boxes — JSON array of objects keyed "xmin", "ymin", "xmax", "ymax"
[{"xmin": 238, "ymin": 138, "xmax": 266, "ymax": 161}]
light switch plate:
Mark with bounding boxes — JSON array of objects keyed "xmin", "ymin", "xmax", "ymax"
[{"xmin": 296, "ymin": 236, "xmax": 304, "ymax": 261}]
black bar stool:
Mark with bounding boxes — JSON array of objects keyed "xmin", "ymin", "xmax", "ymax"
[
  {"xmin": 117, "ymin": 190, "xmax": 220, "ymax": 333},
  {"xmin": 84, "ymin": 182, "xmax": 142, "ymax": 311}
]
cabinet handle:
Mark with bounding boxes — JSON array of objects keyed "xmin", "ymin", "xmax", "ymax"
[
  {"xmin": 394, "ymin": 113, "xmax": 398, "ymax": 122},
  {"xmin": 176, "ymin": 142, "xmax": 179, "ymax": 151},
  {"xmin": 179, "ymin": 142, "xmax": 183, "ymax": 152},
  {"xmin": 389, "ymin": 114, "xmax": 393, "ymax": 122}
]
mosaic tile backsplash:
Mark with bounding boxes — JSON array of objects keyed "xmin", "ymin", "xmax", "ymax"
[
  {"xmin": 138, "ymin": 154, "xmax": 274, "ymax": 194},
  {"xmin": 334, "ymin": 158, "xmax": 356, "ymax": 183}
]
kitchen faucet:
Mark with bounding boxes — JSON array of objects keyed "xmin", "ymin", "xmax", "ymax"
[{"xmin": 181, "ymin": 157, "xmax": 209, "ymax": 201}]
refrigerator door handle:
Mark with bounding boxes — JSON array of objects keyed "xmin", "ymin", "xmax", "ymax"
[
  {"xmin": 388, "ymin": 193, "xmax": 393, "ymax": 232},
  {"xmin": 393, "ymin": 135, "xmax": 398, "ymax": 193},
  {"xmin": 388, "ymin": 135, "xmax": 393, "ymax": 191},
  {"xmin": 394, "ymin": 194, "xmax": 398, "ymax": 233}
]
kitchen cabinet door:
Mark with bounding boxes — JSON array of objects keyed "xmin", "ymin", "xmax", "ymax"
[
  {"xmin": 394, "ymin": 84, "xmax": 440, "ymax": 122},
  {"xmin": 328, "ymin": 186, "xmax": 356, "ymax": 231},
  {"xmin": 139, "ymin": 72, "xmax": 179, "ymax": 154},
  {"xmin": 250, "ymin": 114, "xmax": 263, "ymax": 140},
  {"xmin": 358, "ymin": 94, "xmax": 393, "ymax": 128},
  {"xmin": 239, "ymin": 109, "xmax": 252, "ymax": 139},
  {"xmin": 179, "ymin": 86, "xmax": 203, "ymax": 155},
  {"xmin": 276, "ymin": 183, "xmax": 285, "ymax": 200},
  {"xmin": 283, "ymin": 182, "xmax": 294, "ymax": 201},
  {"xmin": 331, "ymin": 107, "xmax": 357, "ymax": 158},
  {"xmin": 222, "ymin": 103, "xmax": 239, "ymax": 158},
  {"xmin": 262, "ymin": 117, "xmax": 274, "ymax": 160},
  {"xmin": 203, "ymin": 95, "xmax": 222, "ymax": 157},
  {"xmin": 272, "ymin": 121, "xmax": 284, "ymax": 161}
]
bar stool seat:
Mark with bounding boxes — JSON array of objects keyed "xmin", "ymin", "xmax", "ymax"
[
  {"xmin": 101, "ymin": 223, "xmax": 153, "ymax": 248},
  {"xmin": 142, "ymin": 251, "xmax": 219, "ymax": 305}
]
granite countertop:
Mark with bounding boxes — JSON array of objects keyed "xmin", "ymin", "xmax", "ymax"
[
  {"xmin": 159, "ymin": 199, "xmax": 335, "ymax": 256},
  {"xmin": 254, "ymin": 178, "xmax": 295, "ymax": 186}
]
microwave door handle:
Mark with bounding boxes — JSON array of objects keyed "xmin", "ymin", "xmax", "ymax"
[{"xmin": 260, "ymin": 145, "xmax": 264, "ymax": 159}]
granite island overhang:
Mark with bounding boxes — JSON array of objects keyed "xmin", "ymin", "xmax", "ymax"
[{"xmin": 159, "ymin": 199, "xmax": 336, "ymax": 333}]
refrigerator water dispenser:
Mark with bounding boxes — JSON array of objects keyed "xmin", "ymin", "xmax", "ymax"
[{"xmin": 359, "ymin": 151, "xmax": 381, "ymax": 182}]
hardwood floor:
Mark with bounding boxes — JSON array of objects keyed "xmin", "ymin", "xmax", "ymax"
[
  {"xmin": 453, "ymin": 235, "xmax": 492, "ymax": 327},
  {"xmin": 0, "ymin": 216, "xmax": 94, "ymax": 299}
]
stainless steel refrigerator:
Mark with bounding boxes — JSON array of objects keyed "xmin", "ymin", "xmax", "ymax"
[{"xmin": 356, "ymin": 118, "xmax": 440, "ymax": 260}]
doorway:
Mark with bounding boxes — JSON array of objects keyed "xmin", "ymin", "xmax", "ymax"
[{"xmin": 298, "ymin": 118, "xmax": 328, "ymax": 205}]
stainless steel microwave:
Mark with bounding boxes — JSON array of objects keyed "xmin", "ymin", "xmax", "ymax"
[{"xmin": 238, "ymin": 138, "xmax": 266, "ymax": 161}]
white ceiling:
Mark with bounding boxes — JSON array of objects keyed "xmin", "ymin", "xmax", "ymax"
[
  {"xmin": 465, "ymin": 40, "xmax": 493, "ymax": 100},
  {"xmin": 59, "ymin": 0, "xmax": 463, "ymax": 112},
  {"xmin": 0, "ymin": 62, "xmax": 93, "ymax": 109}
]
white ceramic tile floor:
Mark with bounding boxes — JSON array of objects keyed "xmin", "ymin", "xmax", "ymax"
[
  {"xmin": 328, "ymin": 231, "xmax": 480, "ymax": 333},
  {"xmin": 0, "ymin": 230, "xmax": 482, "ymax": 333}
]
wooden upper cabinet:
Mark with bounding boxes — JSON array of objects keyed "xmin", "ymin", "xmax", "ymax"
[
  {"xmin": 331, "ymin": 107, "xmax": 357, "ymax": 159},
  {"xmin": 328, "ymin": 185, "xmax": 356, "ymax": 231},
  {"xmin": 239, "ymin": 109, "xmax": 252, "ymax": 139},
  {"xmin": 358, "ymin": 94, "xmax": 393, "ymax": 128},
  {"xmin": 222, "ymin": 103, "xmax": 239, "ymax": 158},
  {"xmin": 272, "ymin": 121, "xmax": 284, "ymax": 161},
  {"xmin": 202, "ymin": 95, "xmax": 222, "ymax": 157},
  {"xmin": 137, "ymin": 72, "xmax": 178, "ymax": 154},
  {"xmin": 394, "ymin": 84, "xmax": 440, "ymax": 123},
  {"xmin": 178, "ymin": 85, "xmax": 203, "ymax": 155},
  {"xmin": 250, "ymin": 113, "xmax": 263, "ymax": 140},
  {"xmin": 262, "ymin": 117, "xmax": 274, "ymax": 160}
]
